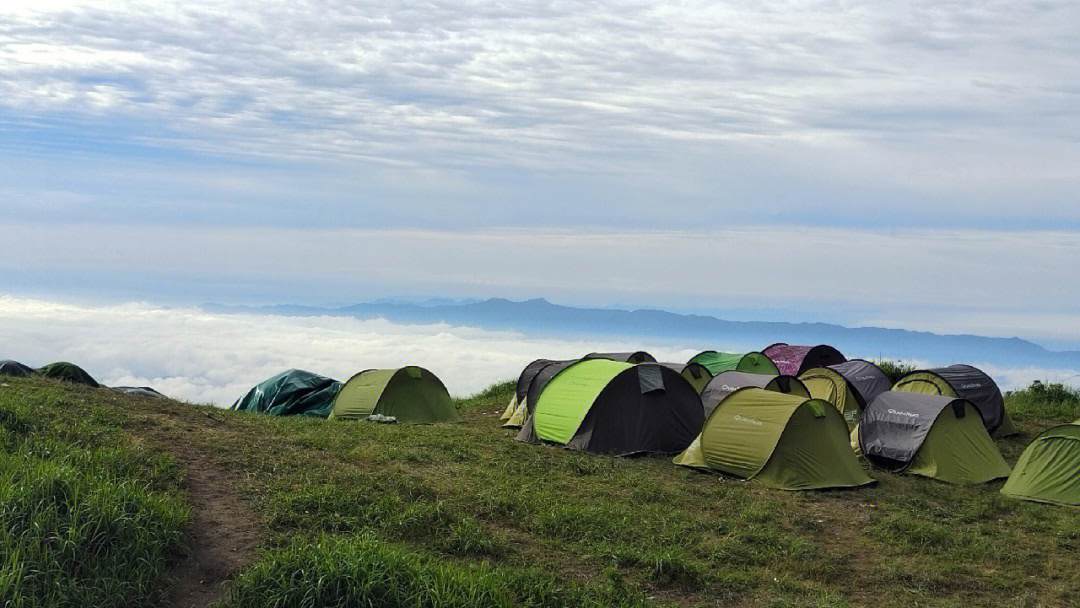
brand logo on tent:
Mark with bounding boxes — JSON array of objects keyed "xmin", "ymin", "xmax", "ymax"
[
  {"xmin": 887, "ymin": 409, "xmax": 919, "ymax": 418},
  {"xmin": 960, "ymin": 383, "xmax": 983, "ymax": 389},
  {"xmin": 734, "ymin": 414, "xmax": 763, "ymax": 426},
  {"xmin": 721, "ymin": 384, "xmax": 739, "ymax": 392},
  {"xmin": 854, "ymin": 375, "xmax": 876, "ymax": 381}
]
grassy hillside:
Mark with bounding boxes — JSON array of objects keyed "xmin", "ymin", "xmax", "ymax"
[{"xmin": 2, "ymin": 376, "xmax": 1079, "ymax": 608}]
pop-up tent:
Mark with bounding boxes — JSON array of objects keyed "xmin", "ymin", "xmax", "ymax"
[
  {"xmin": 0, "ymin": 360, "xmax": 35, "ymax": 378},
  {"xmin": 112, "ymin": 386, "xmax": 167, "ymax": 399},
  {"xmin": 893, "ymin": 364, "xmax": 1017, "ymax": 437},
  {"xmin": 329, "ymin": 366, "xmax": 459, "ymax": 423},
  {"xmin": 858, "ymin": 392, "xmax": 1011, "ymax": 485},
  {"xmin": 517, "ymin": 359, "xmax": 703, "ymax": 455},
  {"xmin": 583, "ymin": 351, "xmax": 656, "ymax": 364},
  {"xmin": 232, "ymin": 369, "xmax": 343, "ymax": 417},
  {"xmin": 674, "ymin": 388, "xmax": 872, "ymax": 490},
  {"xmin": 799, "ymin": 360, "xmax": 892, "ymax": 429},
  {"xmin": 37, "ymin": 362, "xmax": 99, "ymax": 387},
  {"xmin": 659, "ymin": 362, "xmax": 713, "ymax": 393},
  {"xmin": 502, "ymin": 359, "xmax": 555, "ymax": 420},
  {"xmin": 687, "ymin": 351, "xmax": 779, "ymax": 376},
  {"xmin": 700, "ymin": 371, "xmax": 809, "ymax": 418},
  {"xmin": 1001, "ymin": 420, "xmax": 1080, "ymax": 506},
  {"xmin": 762, "ymin": 344, "xmax": 846, "ymax": 376}
]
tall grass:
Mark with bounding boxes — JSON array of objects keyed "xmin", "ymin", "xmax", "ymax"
[{"xmin": 1005, "ymin": 380, "xmax": 1080, "ymax": 422}]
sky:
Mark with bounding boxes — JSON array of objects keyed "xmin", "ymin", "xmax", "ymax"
[{"xmin": 2, "ymin": 1, "xmax": 1080, "ymax": 349}]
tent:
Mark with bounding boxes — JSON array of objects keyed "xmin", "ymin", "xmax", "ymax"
[
  {"xmin": 687, "ymin": 351, "xmax": 779, "ymax": 375},
  {"xmin": 112, "ymin": 386, "xmax": 167, "ymax": 399},
  {"xmin": 502, "ymin": 359, "xmax": 554, "ymax": 420},
  {"xmin": 504, "ymin": 359, "xmax": 578, "ymax": 429},
  {"xmin": 659, "ymin": 362, "xmax": 713, "ymax": 393},
  {"xmin": 857, "ymin": 392, "xmax": 1011, "ymax": 485},
  {"xmin": 583, "ymin": 351, "xmax": 656, "ymax": 364},
  {"xmin": 799, "ymin": 360, "xmax": 892, "ymax": 429},
  {"xmin": 517, "ymin": 360, "xmax": 703, "ymax": 455},
  {"xmin": 674, "ymin": 388, "xmax": 873, "ymax": 490},
  {"xmin": 1001, "ymin": 420, "xmax": 1080, "ymax": 506},
  {"xmin": 893, "ymin": 364, "xmax": 1018, "ymax": 437},
  {"xmin": 700, "ymin": 371, "xmax": 809, "ymax": 418},
  {"xmin": 329, "ymin": 366, "xmax": 460, "ymax": 423},
  {"xmin": 232, "ymin": 369, "xmax": 343, "ymax": 417},
  {"xmin": 37, "ymin": 362, "xmax": 99, "ymax": 387},
  {"xmin": 762, "ymin": 344, "xmax": 846, "ymax": 376},
  {"xmin": 0, "ymin": 360, "xmax": 35, "ymax": 378}
]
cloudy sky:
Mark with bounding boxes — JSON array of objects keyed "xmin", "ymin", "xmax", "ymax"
[{"xmin": 2, "ymin": 1, "xmax": 1079, "ymax": 347}]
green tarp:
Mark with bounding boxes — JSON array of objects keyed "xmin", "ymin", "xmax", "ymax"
[
  {"xmin": 1002, "ymin": 420, "xmax": 1080, "ymax": 506},
  {"xmin": 37, "ymin": 362, "xmax": 99, "ymax": 387},
  {"xmin": 329, "ymin": 367, "xmax": 460, "ymax": 424},
  {"xmin": 232, "ymin": 369, "xmax": 343, "ymax": 417}
]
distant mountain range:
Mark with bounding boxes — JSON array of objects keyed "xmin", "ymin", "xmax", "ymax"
[{"xmin": 203, "ymin": 298, "xmax": 1080, "ymax": 370}]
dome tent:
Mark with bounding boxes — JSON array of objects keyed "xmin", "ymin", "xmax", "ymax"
[
  {"xmin": 329, "ymin": 366, "xmax": 460, "ymax": 424},
  {"xmin": 112, "ymin": 386, "xmax": 167, "ymax": 399},
  {"xmin": 503, "ymin": 359, "xmax": 577, "ymax": 429},
  {"xmin": 0, "ymin": 360, "xmax": 35, "ymax": 378},
  {"xmin": 687, "ymin": 351, "xmax": 779, "ymax": 376},
  {"xmin": 858, "ymin": 392, "xmax": 1011, "ymax": 485},
  {"xmin": 700, "ymin": 371, "xmax": 809, "ymax": 418},
  {"xmin": 674, "ymin": 388, "xmax": 872, "ymax": 490},
  {"xmin": 516, "ymin": 359, "xmax": 704, "ymax": 455},
  {"xmin": 37, "ymin": 362, "xmax": 99, "ymax": 387},
  {"xmin": 232, "ymin": 369, "xmax": 343, "ymax": 417},
  {"xmin": 502, "ymin": 359, "xmax": 555, "ymax": 421},
  {"xmin": 659, "ymin": 362, "xmax": 713, "ymax": 393},
  {"xmin": 893, "ymin": 364, "xmax": 1018, "ymax": 437},
  {"xmin": 799, "ymin": 360, "xmax": 892, "ymax": 429},
  {"xmin": 762, "ymin": 344, "xmax": 846, "ymax": 376},
  {"xmin": 583, "ymin": 351, "xmax": 656, "ymax": 364},
  {"xmin": 1001, "ymin": 420, "xmax": 1080, "ymax": 506}
]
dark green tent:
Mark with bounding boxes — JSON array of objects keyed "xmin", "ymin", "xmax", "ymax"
[
  {"xmin": 687, "ymin": 351, "xmax": 779, "ymax": 375},
  {"xmin": 0, "ymin": 360, "xmax": 35, "ymax": 378},
  {"xmin": 583, "ymin": 351, "xmax": 656, "ymax": 364},
  {"xmin": 329, "ymin": 366, "xmax": 460, "ymax": 423},
  {"xmin": 1001, "ymin": 420, "xmax": 1080, "ymax": 506},
  {"xmin": 112, "ymin": 386, "xmax": 167, "ymax": 399},
  {"xmin": 232, "ymin": 369, "xmax": 343, "ymax": 417},
  {"xmin": 37, "ymin": 362, "xmax": 99, "ymax": 387}
]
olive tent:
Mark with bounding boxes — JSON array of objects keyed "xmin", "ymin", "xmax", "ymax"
[
  {"xmin": 674, "ymin": 388, "xmax": 872, "ymax": 490},
  {"xmin": 583, "ymin": 351, "xmax": 656, "ymax": 364},
  {"xmin": 112, "ymin": 386, "xmax": 167, "ymax": 399},
  {"xmin": 858, "ymin": 392, "xmax": 1011, "ymax": 485},
  {"xmin": 232, "ymin": 369, "xmax": 343, "ymax": 417},
  {"xmin": 37, "ymin": 362, "xmax": 99, "ymax": 387},
  {"xmin": 1001, "ymin": 420, "xmax": 1080, "ymax": 506},
  {"xmin": 700, "ymin": 371, "xmax": 809, "ymax": 418},
  {"xmin": 0, "ymin": 360, "xmax": 35, "ymax": 378},
  {"xmin": 329, "ymin": 366, "xmax": 460, "ymax": 423},
  {"xmin": 893, "ymin": 364, "xmax": 1017, "ymax": 437},
  {"xmin": 799, "ymin": 360, "xmax": 892, "ymax": 429},
  {"xmin": 687, "ymin": 351, "xmax": 779, "ymax": 376},
  {"xmin": 516, "ymin": 360, "xmax": 704, "ymax": 455},
  {"xmin": 659, "ymin": 362, "xmax": 713, "ymax": 393},
  {"xmin": 762, "ymin": 344, "xmax": 846, "ymax": 376}
]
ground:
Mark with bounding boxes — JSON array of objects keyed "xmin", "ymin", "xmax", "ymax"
[{"xmin": 2, "ymin": 376, "xmax": 1079, "ymax": 608}]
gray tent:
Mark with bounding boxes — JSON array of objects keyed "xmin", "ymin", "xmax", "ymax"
[
  {"xmin": 515, "ymin": 359, "xmax": 556, "ymax": 406},
  {"xmin": 700, "ymin": 371, "xmax": 809, "ymax": 418},
  {"xmin": 0, "ymin": 360, "xmax": 35, "ymax": 378},
  {"xmin": 829, "ymin": 360, "xmax": 893, "ymax": 406},
  {"xmin": 893, "ymin": 364, "xmax": 1017, "ymax": 437},
  {"xmin": 583, "ymin": 351, "xmax": 656, "ymax": 364}
]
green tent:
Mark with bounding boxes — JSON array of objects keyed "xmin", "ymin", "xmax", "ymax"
[
  {"xmin": 1001, "ymin": 420, "xmax": 1080, "ymax": 506},
  {"xmin": 329, "ymin": 366, "xmax": 460, "ymax": 424},
  {"xmin": 799, "ymin": 367, "xmax": 863, "ymax": 430},
  {"xmin": 688, "ymin": 351, "xmax": 779, "ymax": 376},
  {"xmin": 659, "ymin": 362, "xmax": 713, "ymax": 393},
  {"xmin": 37, "ymin": 362, "xmax": 99, "ymax": 387},
  {"xmin": 893, "ymin": 364, "xmax": 1018, "ymax": 437},
  {"xmin": 674, "ymin": 388, "xmax": 872, "ymax": 490},
  {"xmin": 232, "ymin": 369, "xmax": 343, "ymax": 417},
  {"xmin": 0, "ymin": 360, "xmax": 35, "ymax": 378}
]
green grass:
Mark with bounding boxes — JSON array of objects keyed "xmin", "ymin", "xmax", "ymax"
[
  {"xmin": 1005, "ymin": 380, "xmax": 1080, "ymax": 422},
  {"xmin": 4, "ymin": 376, "xmax": 1080, "ymax": 607}
]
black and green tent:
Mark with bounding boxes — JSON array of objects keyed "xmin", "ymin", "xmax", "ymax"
[
  {"xmin": 502, "ymin": 359, "xmax": 554, "ymax": 421},
  {"xmin": 687, "ymin": 351, "xmax": 779, "ymax": 375},
  {"xmin": 799, "ymin": 360, "xmax": 892, "ymax": 430},
  {"xmin": 700, "ymin": 371, "xmax": 809, "ymax": 418},
  {"xmin": 674, "ymin": 388, "xmax": 873, "ymax": 490},
  {"xmin": 517, "ymin": 359, "xmax": 703, "ymax": 455},
  {"xmin": 0, "ymin": 360, "xmax": 35, "ymax": 378},
  {"xmin": 1001, "ymin": 420, "xmax": 1080, "ymax": 506},
  {"xmin": 858, "ymin": 391, "xmax": 1011, "ymax": 485},
  {"xmin": 659, "ymin": 362, "xmax": 713, "ymax": 393},
  {"xmin": 329, "ymin": 366, "xmax": 460, "ymax": 423},
  {"xmin": 503, "ymin": 359, "xmax": 577, "ymax": 428},
  {"xmin": 893, "ymin": 364, "xmax": 1018, "ymax": 437},
  {"xmin": 37, "ymin": 362, "xmax": 99, "ymax": 387},
  {"xmin": 232, "ymin": 369, "xmax": 343, "ymax": 417},
  {"xmin": 583, "ymin": 351, "xmax": 656, "ymax": 364}
]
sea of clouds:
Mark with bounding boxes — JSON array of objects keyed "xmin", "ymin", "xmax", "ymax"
[{"xmin": 0, "ymin": 296, "xmax": 1075, "ymax": 406}]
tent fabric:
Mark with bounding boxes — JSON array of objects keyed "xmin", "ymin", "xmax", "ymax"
[
  {"xmin": 515, "ymin": 359, "xmax": 555, "ymax": 405},
  {"xmin": 893, "ymin": 364, "xmax": 1015, "ymax": 436},
  {"xmin": 828, "ymin": 360, "xmax": 892, "ymax": 407},
  {"xmin": 503, "ymin": 359, "xmax": 576, "ymax": 428},
  {"xmin": 762, "ymin": 344, "xmax": 847, "ymax": 376},
  {"xmin": 798, "ymin": 367, "xmax": 869, "ymax": 429},
  {"xmin": 687, "ymin": 351, "xmax": 744, "ymax": 375},
  {"xmin": 112, "ymin": 386, "xmax": 167, "ymax": 399},
  {"xmin": 659, "ymin": 362, "xmax": 713, "ymax": 393},
  {"xmin": 0, "ymin": 360, "xmax": 35, "ymax": 378},
  {"xmin": 232, "ymin": 369, "xmax": 343, "ymax": 417},
  {"xmin": 858, "ymin": 392, "xmax": 1011, "ymax": 484},
  {"xmin": 583, "ymin": 351, "xmax": 656, "ymax": 364},
  {"xmin": 525, "ymin": 360, "xmax": 578, "ymax": 415},
  {"xmin": 519, "ymin": 360, "xmax": 704, "ymax": 455},
  {"xmin": 500, "ymin": 395, "xmax": 518, "ymax": 421},
  {"xmin": 329, "ymin": 366, "xmax": 460, "ymax": 423},
  {"xmin": 700, "ymin": 371, "xmax": 809, "ymax": 418},
  {"xmin": 37, "ymin": 362, "xmax": 99, "ymax": 387},
  {"xmin": 737, "ymin": 352, "xmax": 781, "ymax": 375},
  {"xmin": 1001, "ymin": 421, "xmax": 1080, "ymax": 506},
  {"xmin": 674, "ymin": 388, "xmax": 872, "ymax": 490}
]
